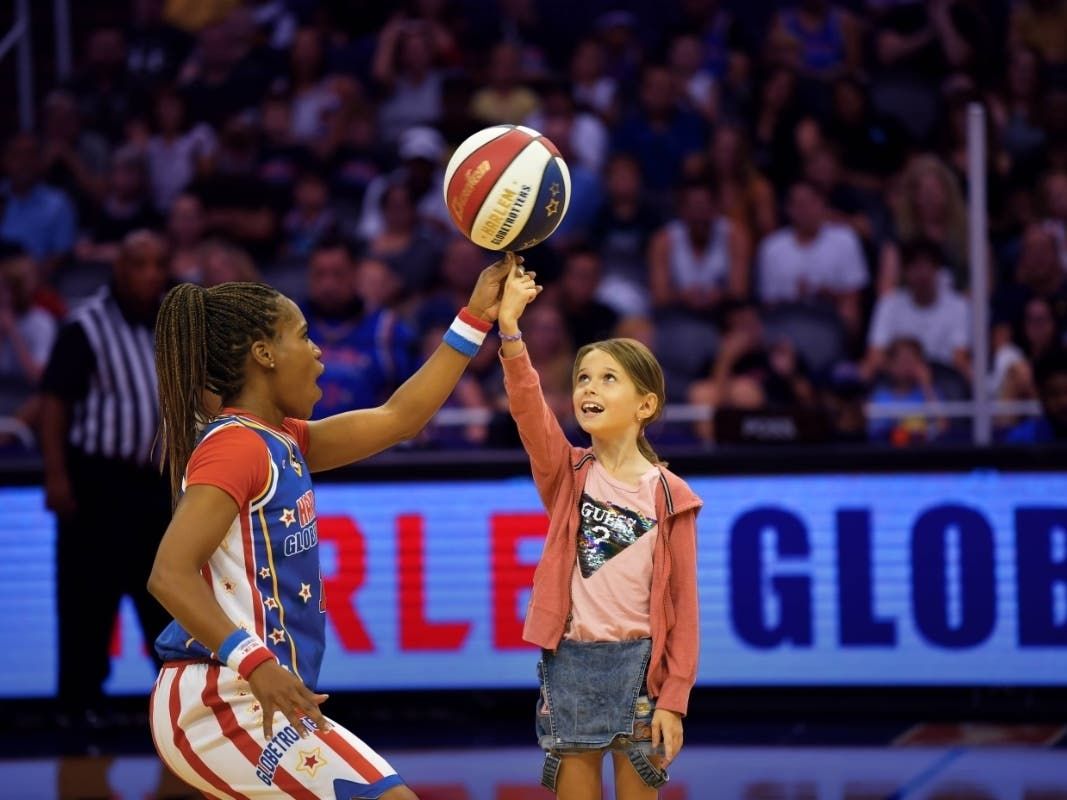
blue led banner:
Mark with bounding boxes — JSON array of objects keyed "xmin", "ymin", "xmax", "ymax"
[{"xmin": 2, "ymin": 471, "xmax": 1065, "ymax": 697}]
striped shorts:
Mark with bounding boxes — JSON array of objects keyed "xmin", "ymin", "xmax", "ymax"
[{"xmin": 150, "ymin": 662, "xmax": 405, "ymax": 799}]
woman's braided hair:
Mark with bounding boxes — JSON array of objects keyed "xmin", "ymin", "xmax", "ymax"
[{"xmin": 155, "ymin": 282, "xmax": 282, "ymax": 500}]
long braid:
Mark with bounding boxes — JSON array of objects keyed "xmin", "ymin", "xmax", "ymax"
[{"xmin": 155, "ymin": 282, "xmax": 282, "ymax": 501}]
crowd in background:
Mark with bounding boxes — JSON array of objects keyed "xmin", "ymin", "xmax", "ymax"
[{"xmin": 3, "ymin": 0, "xmax": 1067, "ymax": 453}]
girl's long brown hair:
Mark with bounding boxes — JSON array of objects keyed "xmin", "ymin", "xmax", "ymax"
[
  {"xmin": 155, "ymin": 282, "xmax": 282, "ymax": 501},
  {"xmin": 573, "ymin": 338, "xmax": 666, "ymax": 465}
]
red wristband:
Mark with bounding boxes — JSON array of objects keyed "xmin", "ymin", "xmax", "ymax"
[
  {"xmin": 459, "ymin": 306, "xmax": 493, "ymax": 332},
  {"xmin": 236, "ymin": 645, "xmax": 276, "ymax": 680}
]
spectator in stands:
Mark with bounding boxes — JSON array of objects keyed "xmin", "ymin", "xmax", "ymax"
[
  {"xmin": 1009, "ymin": 0, "xmax": 1067, "ymax": 74},
  {"xmin": 40, "ymin": 90, "xmax": 109, "ymax": 223},
  {"xmin": 178, "ymin": 21, "xmax": 263, "ymax": 128},
  {"xmin": 145, "ymin": 87, "xmax": 216, "ymax": 212},
  {"xmin": 415, "ymin": 236, "xmax": 499, "ymax": 380},
  {"xmin": 363, "ymin": 182, "xmax": 442, "ymax": 300},
  {"xmin": 0, "ymin": 134, "xmax": 78, "ymax": 276},
  {"xmin": 301, "ymin": 239, "xmax": 417, "ymax": 418},
  {"xmin": 992, "ymin": 224, "xmax": 1067, "ymax": 400},
  {"xmin": 353, "ymin": 255, "xmax": 403, "ymax": 313},
  {"xmin": 357, "ymin": 126, "xmax": 450, "ymax": 240},
  {"xmin": 282, "ymin": 170, "xmax": 338, "ymax": 260},
  {"xmin": 823, "ymin": 75, "xmax": 907, "ymax": 189},
  {"xmin": 524, "ymin": 81, "xmax": 608, "ymax": 175},
  {"xmin": 414, "ymin": 321, "xmax": 492, "ymax": 448},
  {"xmin": 535, "ymin": 113, "xmax": 603, "ymax": 247},
  {"xmin": 199, "ymin": 238, "xmax": 260, "ymax": 286},
  {"xmin": 757, "ymin": 180, "xmax": 869, "ymax": 338},
  {"xmin": 865, "ymin": 238, "xmax": 972, "ymax": 381},
  {"xmin": 165, "ymin": 192, "xmax": 207, "ymax": 283},
  {"xmin": 765, "ymin": 1, "xmax": 861, "ymax": 84},
  {"xmin": 589, "ymin": 153, "xmax": 662, "ymax": 317},
  {"xmin": 556, "ymin": 247, "xmax": 618, "ymax": 348},
  {"xmin": 990, "ymin": 47, "xmax": 1049, "ymax": 182},
  {"xmin": 878, "ymin": 155, "xmax": 971, "ymax": 295},
  {"xmin": 189, "ymin": 114, "xmax": 279, "ymax": 261},
  {"xmin": 373, "ymin": 17, "xmax": 446, "ymax": 143},
  {"xmin": 1044, "ymin": 170, "xmax": 1067, "ymax": 271},
  {"xmin": 752, "ymin": 66, "xmax": 807, "ymax": 193},
  {"xmin": 327, "ymin": 102, "xmax": 386, "ymax": 220},
  {"xmin": 803, "ymin": 142, "xmax": 885, "ymax": 247},
  {"xmin": 668, "ymin": 32, "xmax": 719, "ymax": 122},
  {"xmin": 1005, "ymin": 347, "xmax": 1067, "ymax": 442},
  {"xmin": 570, "ymin": 37, "xmax": 618, "ymax": 121},
  {"xmin": 612, "ymin": 63, "xmax": 708, "ymax": 205},
  {"xmin": 39, "ymin": 230, "xmax": 172, "ymax": 723},
  {"xmin": 0, "ymin": 244, "xmax": 57, "ymax": 432},
  {"xmin": 126, "ymin": 0, "xmax": 193, "ymax": 90},
  {"xmin": 866, "ymin": 0, "xmax": 992, "ymax": 145},
  {"xmin": 68, "ymin": 27, "xmax": 140, "ymax": 145},
  {"xmin": 867, "ymin": 336, "xmax": 947, "ymax": 445},
  {"xmin": 650, "ymin": 179, "xmax": 750, "ymax": 320},
  {"xmin": 701, "ymin": 123, "xmax": 777, "ymax": 241},
  {"xmin": 470, "ymin": 41, "xmax": 540, "ymax": 125},
  {"xmin": 687, "ymin": 300, "xmax": 816, "ymax": 442},
  {"xmin": 76, "ymin": 145, "xmax": 162, "ymax": 265},
  {"xmin": 284, "ymin": 27, "xmax": 340, "ymax": 145}
]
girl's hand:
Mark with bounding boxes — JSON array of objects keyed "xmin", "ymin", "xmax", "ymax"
[
  {"xmin": 498, "ymin": 260, "xmax": 542, "ymax": 330},
  {"xmin": 651, "ymin": 708, "xmax": 683, "ymax": 768},
  {"xmin": 247, "ymin": 660, "xmax": 331, "ymax": 740},
  {"xmin": 467, "ymin": 252, "xmax": 522, "ymax": 323}
]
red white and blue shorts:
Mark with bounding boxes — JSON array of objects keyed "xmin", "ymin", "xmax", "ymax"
[{"xmin": 149, "ymin": 661, "xmax": 405, "ymax": 799}]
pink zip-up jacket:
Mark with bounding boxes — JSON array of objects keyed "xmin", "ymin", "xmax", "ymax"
[{"xmin": 502, "ymin": 347, "xmax": 702, "ymax": 716}]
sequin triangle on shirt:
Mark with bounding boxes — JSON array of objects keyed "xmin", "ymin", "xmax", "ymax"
[{"xmin": 577, "ymin": 492, "xmax": 657, "ymax": 578}]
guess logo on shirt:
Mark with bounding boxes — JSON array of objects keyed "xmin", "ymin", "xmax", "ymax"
[{"xmin": 577, "ymin": 493, "xmax": 656, "ymax": 578}]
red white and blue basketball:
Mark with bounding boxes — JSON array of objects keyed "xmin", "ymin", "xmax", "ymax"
[{"xmin": 443, "ymin": 125, "xmax": 571, "ymax": 251}]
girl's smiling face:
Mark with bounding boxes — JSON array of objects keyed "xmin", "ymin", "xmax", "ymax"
[{"xmin": 572, "ymin": 348, "xmax": 656, "ymax": 436}]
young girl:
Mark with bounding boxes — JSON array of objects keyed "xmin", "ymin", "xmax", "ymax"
[
  {"xmin": 147, "ymin": 255, "xmax": 514, "ymax": 799},
  {"xmin": 497, "ymin": 265, "xmax": 702, "ymax": 798}
]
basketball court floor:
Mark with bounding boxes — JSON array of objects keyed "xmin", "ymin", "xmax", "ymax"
[{"xmin": 2, "ymin": 719, "xmax": 1064, "ymax": 799}]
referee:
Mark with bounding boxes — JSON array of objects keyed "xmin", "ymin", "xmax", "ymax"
[{"xmin": 39, "ymin": 230, "xmax": 171, "ymax": 722}]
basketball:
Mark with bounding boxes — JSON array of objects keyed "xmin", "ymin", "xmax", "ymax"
[{"xmin": 443, "ymin": 125, "xmax": 571, "ymax": 251}]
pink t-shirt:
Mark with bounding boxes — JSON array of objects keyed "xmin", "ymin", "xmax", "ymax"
[{"xmin": 566, "ymin": 462, "xmax": 660, "ymax": 642}]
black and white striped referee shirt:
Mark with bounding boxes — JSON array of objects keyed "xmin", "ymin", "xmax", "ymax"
[{"xmin": 41, "ymin": 285, "xmax": 159, "ymax": 465}]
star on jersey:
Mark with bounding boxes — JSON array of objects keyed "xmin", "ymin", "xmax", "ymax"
[
  {"xmin": 298, "ymin": 583, "xmax": 312, "ymax": 603},
  {"xmin": 268, "ymin": 628, "xmax": 286, "ymax": 645},
  {"xmin": 259, "ymin": 567, "xmax": 271, "ymax": 580},
  {"xmin": 296, "ymin": 747, "xmax": 326, "ymax": 779},
  {"xmin": 291, "ymin": 460, "xmax": 303, "ymax": 477},
  {"xmin": 222, "ymin": 578, "xmax": 236, "ymax": 594},
  {"xmin": 279, "ymin": 508, "xmax": 296, "ymax": 528},
  {"xmin": 264, "ymin": 596, "xmax": 279, "ymax": 611}
]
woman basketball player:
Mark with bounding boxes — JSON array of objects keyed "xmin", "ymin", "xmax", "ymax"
[{"xmin": 147, "ymin": 255, "xmax": 520, "ymax": 798}]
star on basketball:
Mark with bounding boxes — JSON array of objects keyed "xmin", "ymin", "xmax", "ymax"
[
  {"xmin": 549, "ymin": 182, "xmax": 560, "ymax": 196},
  {"xmin": 279, "ymin": 508, "xmax": 296, "ymax": 528},
  {"xmin": 296, "ymin": 748, "xmax": 326, "ymax": 779},
  {"xmin": 545, "ymin": 198, "xmax": 560, "ymax": 216},
  {"xmin": 268, "ymin": 628, "xmax": 286, "ymax": 645},
  {"xmin": 298, "ymin": 583, "xmax": 312, "ymax": 603},
  {"xmin": 259, "ymin": 566, "xmax": 271, "ymax": 579},
  {"xmin": 264, "ymin": 596, "xmax": 279, "ymax": 610}
]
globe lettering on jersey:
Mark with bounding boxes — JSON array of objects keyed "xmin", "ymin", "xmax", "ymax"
[
  {"xmin": 443, "ymin": 125, "xmax": 571, "ymax": 251},
  {"xmin": 155, "ymin": 414, "xmax": 327, "ymax": 688}
]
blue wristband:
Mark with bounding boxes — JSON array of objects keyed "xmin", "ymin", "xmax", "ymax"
[{"xmin": 217, "ymin": 629, "xmax": 250, "ymax": 664}]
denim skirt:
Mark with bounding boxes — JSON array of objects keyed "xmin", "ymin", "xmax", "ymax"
[{"xmin": 535, "ymin": 637, "xmax": 657, "ymax": 752}]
